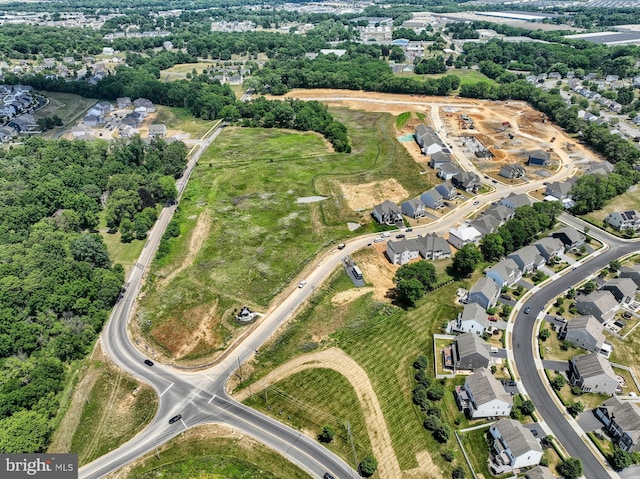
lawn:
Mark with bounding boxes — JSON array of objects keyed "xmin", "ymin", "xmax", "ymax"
[
  {"xmin": 606, "ymin": 328, "xmax": 640, "ymax": 381},
  {"xmin": 159, "ymin": 61, "xmax": 216, "ymax": 81},
  {"xmin": 138, "ymin": 109, "xmax": 431, "ymax": 360},
  {"xmin": 100, "ymin": 230, "xmax": 146, "ymax": 277},
  {"xmin": 124, "ymin": 426, "xmax": 310, "ymax": 479},
  {"xmin": 396, "ymin": 111, "xmax": 411, "ymax": 129},
  {"xmin": 33, "ymin": 91, "xmax": 96, "ymax": 137},
  {"xmin": 70, "ymin": 361, "xmax": 157, "ymax": 466},
  {"xmin": 539, "ymin": 327, "xmax": 581, "ymax": 362},
  {"xmin": 243, "ymin": 368, "xmax": 372, "ymax": 469},
  {"xmin": 582, "ymin": 190, "xmax": 640, "ymax": 236},
  {"xmin": 555, "ymin": 380, "xmax": 608, "ymax": 410},
  {"xmin": 458, "ymin": 427, "xmax": 493, "ymax": 479}
]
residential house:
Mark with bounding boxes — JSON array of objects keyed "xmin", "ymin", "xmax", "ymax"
[
  {"xmin": 386, "ymin": 239, "xmax": 420, "ymax": 265},
  {"xmin": 453, "ymin": 303, "xmax": 489, "ymax": 335},
  {"xmin": 401, "ymin": 198, "xmax": 426, "ymax": 219},
  {"xmin": 549, "ymin": 72, "xmax": 562, "ymax": 80},
  {"xmin": 82, "ymin": 113, "xmax": 102, "ymax": 127},
  {"xmin": 508, "ymin": 245, "xmax": 546, "ymax": 274},
  {"xmin": 533, "ymin": 237, "xmax": 565, "ymax": 261},
  {"xmin": 489, "ymin": 418, "xmax": 543, "ymax": 472},
  {"xmin": 560, "ymin": 315, "xmax": 612, "ymax": 357},
  {"xmin": 133, "ymin": 98, "xmax": 156, "ymax": 113},
  {"xmin": 418, "ymin": 233, "xmax": 451, "ymax": 260},
  {"xmin": 587, "ymin": 161, "xmax": 615, "ymax": 176},
  {"xmin": 499, "ymin": 164, "xmax": 526, "ymax": 179},
  {"xmin": 527, "ymin": 150, "xmax": 550, "ymax": 166},
  {"xmin": 456, "ymin": 368, "xmax": 513, "ymax": 419},
  {"xmin": 386, "ymin": 233, "xmax": 451, "ymax": 265},
  {"xmin": 595, "ymin": 396, "xmax": 640, "ymax": 452},
  {"xmin": 438, "ymin": 163, "xmax": 460, "ymax": 181},
  {"xmin": 470, "ymin": 214, "xmax": 501, "ymax": 236},
  {"xmin": 121, "ymin": 111, "xmax": 144, "ymax": 127},
  {"xmin": 605, "ymin": 210, "xmax": 640, "ymax": 231},
  {"xmin": 414, "ymin": 124, "xmax": 443, "ymax": 156},
  {"xmin": 551, "ymin": 227, "xmax": 585, "ymax": 251},
  {"xmin": 603, "ymin": 278, "xmax": 637, "ymax": 303},
  {"xmin": 500, "ymin": 193, "xmax": 532, "ymax": 210},
  {"xmin": 569, "ymin": 353, "xmax": 619, "ymax": 395},
  {"xmin": 545, "ymin": 181, "xmax": 574, "ymax": 200},
  {"xmin": 435, "ymin": 182, "xmax": 457, "ymax": 201},
  {"xmin": 118, "ymin": 124, "xmax": 138, "ymax": 138},
  {"xmin": 525, "ymin": 465, "xmax": 556, "ymax": 479},
  {"xmin": 452, "ymin": 171, "xmax": 481, "ymax": 192},
  {"xmin": 452, "ymin": 333, "xmax": 491, "ymax": 372},
  {"xmin": 619, "ymin": 265, "xmax": 640, "ymax": 289},
  {"xmin": 372, "ymin": 200, "xmax": 403, "ymax": 226},
  {"xmin": 420, "ymin": 188, "xmax": 444, "ymax": 210},
  {"xmin": 117, "ymin": 97, "xmax": 132, "ymax": 109},
  {"xmin": 576, "ymin": 290, "xmax": 618, "ymax": 324},
  {"xmin": 429, "ymin": 151, "xmax": 451, "ymax": 169},
  {"xmin": 448, "ymin": 225, "xmax": 482, "ymax": 250},
  {"xmin": 486, "ymin": 204, "xmax": 514, "ymax": 224},
  {"xmin": 148, "ymin": 124, "xmax": 167, "ymax": 138},
  {"xmin": 71, "ymin": 125, "xmax": 92, "ymax": 138},
  {"xmin": 467, "ymin": 277, "xmax": 500, "ymax": 310},
  {"xmin": 7, "ymin": 114, "xmax": 36, "ymax": 133},
  {"xmin": 95, "ymin": 101, "xmax": 113, "ymax": 114},
  {"xmin": 485, "ymin": 258, "xmax": 522, "ymax": 288}
]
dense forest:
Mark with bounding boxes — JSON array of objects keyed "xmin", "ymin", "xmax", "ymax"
[{"xmin": 0, "ymin": 137, "xmax": 189, "ymax": 452}]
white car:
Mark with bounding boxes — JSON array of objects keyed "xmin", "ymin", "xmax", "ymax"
[{"xmin": 298, "ymin": 280, "xmax": 307, "ymax": 288}]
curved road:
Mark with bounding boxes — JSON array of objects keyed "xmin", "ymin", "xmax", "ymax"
[{"xmin": 79, "ymin": 99, "xmax": 613, "ymax": 479}]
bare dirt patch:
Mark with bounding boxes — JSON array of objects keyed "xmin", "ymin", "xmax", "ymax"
[
  {"xmin": 354, "ymin": 247, "xmax": 397, "ymax": 302},
  {"xmin": 331, "ymin": 287, "xmax": 374, "ymax": 306},
  {"xmin": 339, "ymin": 178, "xmax": 409, "ymax": 212},
  {"xmin": 157, "ymin": 210, "xmax": 211, "ymax": 288}
]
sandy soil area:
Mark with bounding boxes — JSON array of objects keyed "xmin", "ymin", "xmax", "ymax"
[
  {"xmin": 339, "ymin": 178, "xmax": 409, "ymax": 212},
  {"xmin": 234, "ymin": 347, "xmax": 442, "ymax": 478},
  {"xmin": 331, "ymin": 287, "xmax": 374, "ymax": 306}
]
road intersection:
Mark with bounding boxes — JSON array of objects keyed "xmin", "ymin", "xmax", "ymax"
[{"xmin": 80, "ymin": 103, "xmax": 631, "ymax": 479}]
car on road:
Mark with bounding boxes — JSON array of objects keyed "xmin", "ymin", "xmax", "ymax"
[
  {"xmin": 169, "ymin": 414, "xmax": 182, "ymax": 424},
  {"xmin": 298, "ymin": 280, "xmax": 307, "ymax": 288},
  {"xmin": 473, "ymin": 200, "xmax": 479, "ymax": 205},
  {"xmin": 396, "ymin": 234, "xmax": 405, "ymax": 239},
  {"xmin": 484, "ymin": 175, "xmax": 489, "ymax": 179},
  {"xmin": 337, "ymin": 243, "xmax": 346, "ymax": 250},
  {"xmin": 373, "ymin": 238, "xmax": 384, "ymax": 243},
  {"xmin": 144, "ymin": 359, "xmax": 154, "ymax": 367},
  {"xmin": 492, "ymin": 179, "xmax": 498, "ymax": 184},
  {"xmin": 524, "ymin": 306, "xmax": 531, "ymax": 314},
  {"xmin": 323, "ymin": 474, "xmax": 336, "ymax": 479},
  {"xmin": 405, "ymin": 228, "xmax": 413, "ymax": 232}
]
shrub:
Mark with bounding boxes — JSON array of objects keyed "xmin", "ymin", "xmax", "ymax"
[
  {"xmin": 558, "ymin": 458, "xmax": 583, "ymax": 479},
  {"xmin": 452, "ymin": 466, "xmax": 466, "ymax": 479},
  {"xmin": 413, "ymin": 355, "xmax": 428, "ymax": 370},
  {"xmin": 433, "ymin": 424, "xmax": 452, "ymax": 443},
  {"xmin": 427, "ymin": 384, "xmax": 445, "ymax": 401},
  {"xmin": 318, "ymin": 425, "xmax": 335, "ymax": 443},
  {"xmin": 423, "ymin": 415, "xmax": 441, "ymax": 431},
  {"xmin": 359, "ymin": 454, "xmax": 378, "ymax": 477},
  {"xmin": 441, "ymin": 449, "xmax": 455, "ymax": 462}
]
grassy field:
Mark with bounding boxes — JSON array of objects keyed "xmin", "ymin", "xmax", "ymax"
[
  {"xmin": 154, "ymin": 105, "xmax": 217, "ymax": 139},
  {"xmin": 34, "ymin": 91, "xmax": 96, "ymax": 137},
  {"xmin": 396, "ymin": 68, "xmax": 497, "ymax": 89},
  {"xmin": 396, "ymin": 111, "xmax": 411, "ymax": 129},
  {"xmin": 458, "ymin": 427, "xmax": 493, "ymax": 478},
  {"xmin": 70, "ymin": 362, "xmax": 157, "ymax": 465},
  {"xmin": 244, "ymin": 368, "xmax": 371, "ymax": 468},
  {"xmin": 160, "ymin": 61, "xmax": 217, "ymax": 81},
  {"xmin": 100, "ymin": 230, "xmax": 146, "ymax": 277},
  {"xmin": 582, "ymin": 190, "xmax": 640, "ymax": 236},
  {"xmin": 138, "ymin": 109, "xmax": 431, "ymax": 359},
  {"xmin": 125, "ymin": 426, "xmax": 310, "ymax": 479}
]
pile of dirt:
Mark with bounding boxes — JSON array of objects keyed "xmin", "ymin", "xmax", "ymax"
[{"xmin": 339, "ymin": 179, "xmax": 409, "ymax": 212}]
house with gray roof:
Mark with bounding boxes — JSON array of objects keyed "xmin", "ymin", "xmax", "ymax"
[
  {"xmin": 386, "ymin": 239, "xmax": 421, "ymax": 265},
  {"xmin": 452, "ymin": 171, "xmax": 481, "ymax": 192},
  {"xmin": 133, "ymin": 98, "xmax": 156, "ymax": 113},
  {"xmin": 414, "ymin": 124, "xmax": 444, "ymax": 156},
  {"xmin": 467, "ymin": 277, "xmax": 500, "ymax": 310},
  {"xmin": 499, "ymin": 164, "xmax": 525, "ymax": 179},
  {"xmin": 486, "ymin": 258, "xmax": 522, "ymax": 288},
  {"xmin": 401, "ymin": 197, "xmax": 426, "ymax": 219},
  {"xmin": 418, "ymin": 233, "xmax": 451, "ymax": 260},
  {"xmin": 8, "ymin": 114, "xmax": 36, "ymax": 133},
  {"xmin": 456, "ymin": 368, "xmax": 513, "ymax": 419},
  {"xmin": 527, "ymin": 150, "xmax": 550, "ymax": 166},
  {"xmin": 372, "ymin": 200, "xmax": 403, "ymax": 226},
  {"xmin": 435, "ymin": 182, "xmax": 457, "ymax": 201},
  {"xmin": 507, "ymin": 245, "xmax": 546, "ymax": 274},
  {"xmin": 551, "ymin": 227, "xmax": 585, "ymax": 251},
  {"xmin": 453, "ymin": 333, "xmax": 491, "ymax": 372},
  {"xmin": 533, "ymin": 237, "xmax": 564, "ymax": 261},
  {"xmin": 117, "ymin": 97, "xmax": 132, "ymax": 109},
  {"xmin": 560, "ymin": 315, "xmax": 611, "ymax": 358},
  {"xmin": 485, "ymin": 204, "xmax": 514, "ymax": 224},
  {"xmin": 619, "ymin": 264, "xmax": 640, "ymax": 288},
  {"xmin": 605, "ymin": 210, "xmax": 640, "ymax": 231},
  {"xmin": 429, "ymin": 151, "xmax": 451, "ymax": 169},
  {"xmin": 576, "ymin": 290, "xmax": 618, "ymax": 324},
  {"xmin": 500, "ymin": 193, "xmax": 533, "ymax": 210},
  {"xmin": 587, "ymin": 160, "xmax": 615, "ymax": 176},
  {"xmin": 595, "ymin": 396, "xmax": 640, "ymax": 452},
  {"xmin": 148, "ymin": 124, "xmax": 167, "ymax": 138},
  {"xmin": 526, "ymin": 465, "xmax": 556, "ymax": 479},
  {"xmin": 569, "ymin": 353, "xmax": 618, "ymax": 395},
  {"xmin": 386, "ymin": 233, "xmax": 451, "ymax": 265},
  {"xmin": 470, "ymin": 214, "xmax": 501, "ymax": 236},
  {"xmin": 489, "ymin": 418, "xmax": 543, "ymax": 472},
  {"xmin": 452, "ymin": 303, "xmax": 489, "ymax": 335},
  {"xmin": 603, "ymin": 277, "xmax": 637, "ymax": 304},
  {"xmin": 420, "ymin": 188, "xmax": 444, "ymax": 210},
  {"xmin": 438, "ymin": 163, "xmax": 460, "ymax": 181},
  {"xmin": 545, "ymin": 180, "xmax": 574, "ymax": 200}
]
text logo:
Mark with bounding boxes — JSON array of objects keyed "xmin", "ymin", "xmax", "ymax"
[{"xmin": 0, "ymin": 454, "xmax": 77, "ymax": 478}]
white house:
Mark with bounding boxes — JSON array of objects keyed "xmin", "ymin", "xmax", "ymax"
[
  {"xmin": 467, "ymin": 277, "xmax": 500, "ymax": 310},
  {"xmin": 452, "ymin": 303, "xmax": 489, "ymax": 335},
  {"xmin": 448, "ymin": 225, "xmax": 482, "ymax": 250},
  {"xmin": 489, "ymin": 419, "xmax": 543, "ymax": 473},
  {"xmin": 605, "ymin": 211, "xmax": 640, "ymax": 231},
  {"xmin": 485, "ymin": 258, "xmax": 522, "ymax": 288},
  {"xmin": 456, "ymin": 368, "xmax": 513, "ymax": 419}
]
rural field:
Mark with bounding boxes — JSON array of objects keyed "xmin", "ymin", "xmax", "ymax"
[
  {"xmin": 135, "ymin": 108, "xmax": 431, "ymax": 363},
  {"xmin": 34, "ymin": 91, "xmax": 97, "ymax": 137}
]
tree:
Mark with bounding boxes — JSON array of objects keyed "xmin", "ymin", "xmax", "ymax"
[
  {"xmin": 480, "ymin": 233, "xmax": 505, "ymax": 262},
  {"xmin": 433, "ymin": 424, "xmax": 451, "ymax": 443},
  {"xmin": 551, "ymin": 375, "xmax": 566, "ymax": 390},
  {"xmin": 539, "ymin": 328, "xmax": 551, "ymax": 342},
  {"xmin": 359, "ymin": 454, "xmax": 378, "ymax": 477},
  {"xmin": 583, "ymin": 280, "xmax": 597, "ymax": 294},
  {"xmin": 567, "ymin": 401, "xmax": 584, "ymax": 417},
  {"xmin": 427, "ymin": 383, "xmax": 445, "ymax": 401},
  {"xmin": 519, "ymin": 399, "xmax": 535, "ymax": 416},
  {"xmin": 394, "ymin": 261, "xmax": 437, "ymax": 290},
  {"xmin": 557, "ymin": 458, "xmax": 583, "ymax": 479},
  {"xmin": 609, "ymin": 259, "xmax": 621, "ymax": 272},
  {"xmin": 413, "ymin": 355, "xmax": 428, "ymax": 370},
  {"xmin": 0, "ymin": 410, "xmax": 52, "ymax": 453},
  {"xmin": 452, "ymin": 466, "xmax": 466, "ymax": 479},
  {"xmin": 610, "ymin": 447, "xmax": 632, "ymax": 471},
  {"xmin": 318, "ymin": 425, "xmax": 335, "ymax": 443},
  {"xmin": 395, "ymin": 278, "xmax": 425, "ymax": 307},
  {"xmin": 452, "ymin": 244, "xmax": 483, "ymax": 277}
]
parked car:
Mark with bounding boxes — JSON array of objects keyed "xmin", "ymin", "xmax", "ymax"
[
  {"xmin": 500, "ymin": 293, "xmax": 511, "ymax": 300},
  {"xmin": 144, "ymin": 359, "xmax": 154, "ymax": 367},
  {"xmin": 396, "ymin": 234, "xmax": 405, "ymax": 239},
  {"xmin": 473, "ymin": 200, "xmax": 479, "ymax": 205},
  {"xmin": 169, "ymin": 414, "xmax": 182, "ymax": 424},
  {"xmin": 405, "ymin": 228, "xmax": 413, "ymax": 232},
  {"xmin": 337, "ymin": 243, "xmax": 346, "ymax": 250},
  {"xmin": 323, "ymin": 474, "xmax": 336, "ymax": 479}
]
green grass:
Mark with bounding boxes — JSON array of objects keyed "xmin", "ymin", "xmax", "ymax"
[
  {"xmin": 582, "ymin": 190, "xmax": 640, "ymax": 237},
  {"xmin": 397, "ymin": 68, "xmax": 497, "ymax": 89},
  {"xmin": 100, "ymin": 230, "xmax": 146, "ymax": 277},
  {"xmin": 139, "ymin": 109, "xmax": 432, "ymax": 358},
  {"xmin": 396, "ymin": 112, "xmax": 411, "ymax": 129},
  {"xmin": 70, "ymin": 365, "xmax": 157, "ymax": 465},
  {"xmin": 459, "ymin": 427, "xmax": 493, "ymax": 478},
  {"xmin": 244, "ymin": 368, "xmax": 371, "ymax": 468},
  {"xmin": 125, "ymin": 431, "xmax": 310, "ymax": 479},
  {"xmin": 34, "ymin": 91, "xmax": 96, "ymax": 137},
  {"xmin": 154, "ymin": 105, "xmax": 218, "ymax": 139},
  {"xmin": 159, "ymin": 61, "xmax": 216, "ymax": 81}
]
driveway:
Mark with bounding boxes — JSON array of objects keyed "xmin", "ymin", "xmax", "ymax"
[
  {"xmin": 577, "ymin": 411, "xmax": 604, "ymax": 433},
  {"xmin": 542, "ymin": 360, "xmax": 569, "ymax": 372}
]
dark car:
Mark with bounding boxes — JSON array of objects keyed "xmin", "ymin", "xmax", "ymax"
[
  {"xmin": 396, "ymin": 234, "xmax": 405, "ymax": 239},
  {"xmin": 323, "ymin": 474, "xmax": 336, "ymax": 479},
  {"xmin": 531, "ymin": 429, "xmax": 539, "ymax": 437},
  {"xmin": 500, "ymin": 293, "xmax": 511, "ymax": 300},
  {"xmin": 406, "ymin": 228, "xmax": 413, "ymax": 232},
  {"xmin": 524, "ymin": 306, "xmax": 531, "ymax": 314},
  {"xmin": 492, "ymin": 179, "xmax": 498, "ymax": 184},
  {"xmin": 144, "ymin": 359, "xmax": 154, "ymax": 367},
  {"xmin": 169, "ymin": 414, "xmax": 182, "ymax": 424}
]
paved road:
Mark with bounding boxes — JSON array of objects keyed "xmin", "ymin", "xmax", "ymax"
[
  {"xmin": 514, "ymin": 215, "xmax": 638, "ymax": 479},
  {"xmin": 79, "ymin": 102, "xmax": 611, "ymax": 479}
]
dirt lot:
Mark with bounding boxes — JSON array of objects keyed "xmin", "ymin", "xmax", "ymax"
[{"xmin": 339, "ymin": 178, "xmax": 409, "ymax": 212}]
